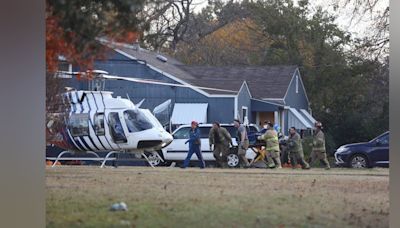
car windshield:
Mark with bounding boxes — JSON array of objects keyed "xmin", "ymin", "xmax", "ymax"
[
  {"xmin": 173, "ymin": 127, "xmax": 191, "ymax": 139},
  {"xmin": 124, "ymin": 109, "xmax": 154, "ymax": 133}
]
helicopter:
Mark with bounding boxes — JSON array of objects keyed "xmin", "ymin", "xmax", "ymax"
[{"xmin": 46, "ymin": 70, "xmax": 237, "ymax": 168}]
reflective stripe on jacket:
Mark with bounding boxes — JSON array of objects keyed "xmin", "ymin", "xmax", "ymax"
[{"xmin": 261, "ymin": 129, "xmax": 280, "ymax": 151}]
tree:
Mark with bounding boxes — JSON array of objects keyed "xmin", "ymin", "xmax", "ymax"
[
  {"xmin": 46, "ymin": 0, "xmax": 145, "ymax": 73},
  {"xmin": 169, "ymin": 0, "xmax": 389, "ymax": 152},
  {"xmin": 141, "ymin": 0, "xmax": 250, "ymax": 52},
  {"xmin": 46, "ymin": 0, "xmax": 146, "ymax": 142},
  {"xmin": 331, "ymin": 0, "xmax": 389, "ymax": 61},
  {"xmin": 174, "ymin": 19, "xmax": 267, "ymax": 65},
  {"xmin": 140, "ymin": 0, "xmax": 196, "ymax": 51}
]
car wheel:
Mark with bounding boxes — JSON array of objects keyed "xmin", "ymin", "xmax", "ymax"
[
  {"xmin": 349, "ymin": 154, "xmax": 369, "ymax": 168},
  {"xmin": 227, "ymin": 153, "xmax": 239, "ymax": 168},
  {"xmin": 146, "ymin": 151, "xmax": 163, "ymax": 167}
]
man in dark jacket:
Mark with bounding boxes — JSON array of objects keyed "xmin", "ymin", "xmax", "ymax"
[
  {"xmin": 209, "ymin": 122, "xmax": 232, "ymax": 168},
  {"xmin": 182, "ymin": 121, "xmax": 205, "ymax": 168},
  {"xmin": 287, "ymin": 127, "xmax": 310, "ymax": 169}
]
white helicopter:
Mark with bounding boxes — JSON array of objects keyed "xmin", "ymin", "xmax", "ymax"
[{"xmin": 46, "ymin": 70, "xmax": 237, "ymax": 168}]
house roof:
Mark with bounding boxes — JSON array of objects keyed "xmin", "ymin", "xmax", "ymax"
[
  {"xmin": 177, "ymin": 65, "xmax": 298, "ymax": 98},
  {"xmin": 110, "ymin": 42, "xmax": 297, "ymax": 99},
  {"xmin": 114, "ymin": 45, "xmax": 196, "ymax": 82}
]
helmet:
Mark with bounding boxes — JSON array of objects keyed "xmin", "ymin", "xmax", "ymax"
[{"xmin": 315, "ymin": 121, "xmax": 322, "ymax": 128}]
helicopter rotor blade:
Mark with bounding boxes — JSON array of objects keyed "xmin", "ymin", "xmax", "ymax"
[
  {"xmin": 56, "ymin": 70, "xmax": 238, "ymax": 93},
  {"xmin": 55, "ymin": 70, "xmax": 109, "ymax": 79},
  {"xmin": 102, "ymin": 75, "xmax": 237, "ymax": 93}
]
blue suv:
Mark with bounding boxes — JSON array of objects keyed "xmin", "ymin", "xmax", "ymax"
[{"xmin": 334, "ymin": 131, "xmax": 389, "ymax": 168}]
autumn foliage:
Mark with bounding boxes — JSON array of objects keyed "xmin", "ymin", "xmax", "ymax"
[
  {"xmin": 46, "ymin": 1, "xmax": 142, "ymax": 74},
  {"xmin": 46, "ymin": 13, "xmax": 78, "ymax": 73}
]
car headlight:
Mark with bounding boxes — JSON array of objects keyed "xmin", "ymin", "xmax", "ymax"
[{"xmin": 336, "ymin": 146, "xmax": 348, "ymax": 153}]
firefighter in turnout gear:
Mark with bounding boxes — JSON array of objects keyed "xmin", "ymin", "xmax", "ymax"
[
  {"xmin": 310, "ymin": 121, "xmax": 330, "ymax": 169},
  {"xmin": 209, "ymin": 122, "xmax": 232, "ymax": 168},
  {"xmin": 258, "ymin": 122, "xmax": 282, "ymax": 168},
  {"xmin": 287, "ymin": 127, "xmax": 310, "ymax": 169}
]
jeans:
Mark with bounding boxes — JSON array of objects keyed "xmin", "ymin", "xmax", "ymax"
[{"xmin": 183, "ymin": 145, "xmax": 205, "ymax": 168}]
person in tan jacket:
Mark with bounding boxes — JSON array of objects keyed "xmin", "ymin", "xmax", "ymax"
[
  {"xmin": 258, "ymin": 122, "xmax": 282, "ymax": 168},
  {"xmin": 209, "ymin": 122, "xmax": 232, "ymax": 168},
  {"xmin": 310, "ymin": 121, "xmax": 330, "ymax": 169}
]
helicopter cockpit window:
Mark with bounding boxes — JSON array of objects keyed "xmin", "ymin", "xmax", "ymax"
[
  {"xmin": 123, "ymin": 109, "xmax": 154, "ymax": 133},
  {"xmin": 108, "ymin": 112, "xmax": 127, "ymax": 143},
  {"xmin": 69, "ymin": 113, "xmax": 89, "ymax": 137},
  {"xmin": 94, "ymin": 113, "xmax": 105, "ymax": 136}
]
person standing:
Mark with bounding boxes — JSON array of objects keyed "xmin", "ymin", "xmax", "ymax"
[
  {"xmin": 287, "ymin": 127, "xmax": 310, "ymax": 169},
  {"xmin": 310, "ymin": 121, "xmax": 330, "ymax": 169},
  {"xmin": 182, "ymin": 121, "xmax": 205, "ymax": 169},
  {"xmin": 259, "ymin": 121, "xmax": 268, "ymax": 134},
  {"xmin": 234, "ymin": 119, "xmax": 250, "ymax": 168},
  {"xmin": 209, "ymin": 122, "xmax": 232, "ymax": 168},
  {"xmin": 279, "ymin": 133, "xmax": 290, "ymax": 166},
  {"xmin": 258, "ymin": 122, "xmax": 282, "ymax": 168}
]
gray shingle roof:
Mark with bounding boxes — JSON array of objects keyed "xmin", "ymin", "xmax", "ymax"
[
  {"xmin": 178, "ymin": 65, "xmax": 297, "ymax": 98},
  {"xmin": 117, "ymin": 46, "xmax": 196, "ymax": 81},
  {"xmin": 116, "ymin": 45, "xmax": 297, "ymax": 99}
]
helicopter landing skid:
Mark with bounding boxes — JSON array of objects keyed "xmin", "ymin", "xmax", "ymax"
[
  {"xmin": 140, "ymin": 152, "xmax": 155, "ymax": 168},
  {"xmin": 100, "ymin": 151, "xmax": 119, "ymax": 168},
  {"xmin": 47, "ymin": 151, "xmax": 116, "ymax": 168},
  {"xmin": 100, "ymin": 151, "xmax": 156, "ymax": 168},
  {"xmin": 48, "ymin": 150, "xmax": 157, "ymax": 168}
]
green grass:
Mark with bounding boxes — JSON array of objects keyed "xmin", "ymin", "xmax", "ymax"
[{"xmin": 46, "ymin": 166, "xmax": 389, "ymax": 227}]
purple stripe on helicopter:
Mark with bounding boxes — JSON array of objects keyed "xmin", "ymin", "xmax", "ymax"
[
  {"xmin": 100, "ymin": 92, "xmax": 118, "ymax": 151},
  {"xmin": 88, "ymin": 92, "xmax": 109, "ymax": 150},
  {"xmin": 76, "ymin": 92, "xmax": 102, "ymax": 151},
  {"xmin": 83, "ymin": 92, "xmax": 106, "ymax": 150},
  {"xmin": 66, "ymin": 92, "xmax": 87, "ymax": 151},
  {"xmin": 73, "ymin": 91, "xmax": 96, "ymax": 151}
]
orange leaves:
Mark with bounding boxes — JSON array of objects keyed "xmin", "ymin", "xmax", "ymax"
[
  {"xmin": 46, "ymin": 14, "xmax": 75, "ymax": 73},
  {"xmin": 46, "ymin": 7, "xmax": 98, "ymax": 74},
  {"xmin": 112, "ymin": 31, "xmax": 140, "ymax": 44},
  {"xmin": 46, "ymin": 13, "xmax": 96, "ymax": 73},
  {"xmin": 205, "ymin": 19, "xmax": 267, "ymax": 51}
]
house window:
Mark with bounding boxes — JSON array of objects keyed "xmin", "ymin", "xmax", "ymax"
[
  {"xmin": 69, "ymin": 113, "xmax": 89, "ymax": 137},
  {"xmin": 242, "ymin": 106, "xmax": 248, "ymax": 123},
  {"xmin": 296, "ymin": 75, "xmax": 299, "ymax": 93}
]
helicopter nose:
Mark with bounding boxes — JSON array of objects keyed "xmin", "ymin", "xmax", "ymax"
[{"xmin": 161, "ymin": 132, "xmax": 173, "ymax": 148}]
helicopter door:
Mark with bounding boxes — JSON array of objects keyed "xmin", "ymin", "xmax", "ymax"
[{"xmin": 108, "ymin": 112, "xmax": 127, "ymax": 143}]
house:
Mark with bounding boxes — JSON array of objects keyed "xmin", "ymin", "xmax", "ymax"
[{"xmin": 62, "ymin": 40, "xmax": 316, "ymax": 135}]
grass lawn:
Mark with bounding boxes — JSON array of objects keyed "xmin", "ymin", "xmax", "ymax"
[{"xmin": 46, "ymin": 166, "xmax": 389, "ymax": 227}]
